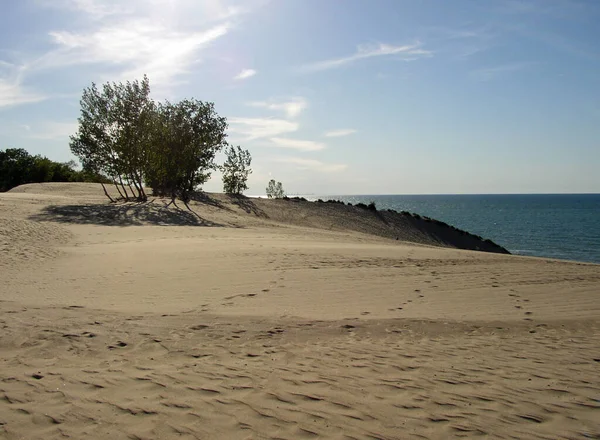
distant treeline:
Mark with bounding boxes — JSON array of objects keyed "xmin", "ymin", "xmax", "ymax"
[{"xmin": 0, "ymin": 148, "xmax": 110, "ymax": 192}]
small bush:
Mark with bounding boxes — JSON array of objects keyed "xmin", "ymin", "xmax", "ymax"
[{"xmin": 367, "ymin": 201, "xmax": 377, "ymax": 211}]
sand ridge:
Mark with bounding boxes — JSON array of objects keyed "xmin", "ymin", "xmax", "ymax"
[{"xmin": 1, "ymin": 183, "xmax": 599, "ymax": 439}]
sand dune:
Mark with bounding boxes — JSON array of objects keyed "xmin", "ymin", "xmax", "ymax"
[{"xmin": 1, "ymin": 183, "xmax": 599, "ymax": 439}]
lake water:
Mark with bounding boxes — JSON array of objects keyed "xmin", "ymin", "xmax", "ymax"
[{"xmin": 311, "ymin": 194, "xmax": 600, "ymax": 264}]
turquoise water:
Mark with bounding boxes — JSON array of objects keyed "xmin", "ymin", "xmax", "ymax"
[{"xmin": 313, "ymin": 194, "xmax": 600, "ymax": 264}]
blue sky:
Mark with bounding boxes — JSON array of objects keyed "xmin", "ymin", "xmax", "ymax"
[{"xmin": 1, "ymin": 0, "xmax": 599, "ymax": 194}]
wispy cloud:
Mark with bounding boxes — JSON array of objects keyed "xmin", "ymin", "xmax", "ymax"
[
  {"xmin": 234, "ymin": 68, "xmax": 257, "ymax": 80},
  {"xmin": 228, "ymin": 117, "xmax": 298, "ymax": 140},
  {"xmin": 26, "ymin": 0, "xmax": 258, "ymax": 88},
  {"xmin": 0, "ymin": 65, "xmax": 46, "ymax": 109},
  {"xmin": 470, "ymin": 62, "xmax": 534, "ymax": 81},
  {"xmin": 324, "ymin": 129, "xmax": 356, "ymax": 138},
  {"xmin": 37, "ymin": 21, "xmax": 230, "ymax": 84},
  {"xmin": 269, "ymin": 137, "xmax": 325, "ymax": 151},
  {"xmin": 248, "ymin": 97, "xmax": 308, "ymax": 118},
  {"xmin": 421, "ymin": 24, "xmax": 497, "ymax": 59},
  {"xmin": 274, "ymin": 157, "xmax": 347, "ymax": 172},
  {"xmin": 300, "ymin": 42, "xmax": 432, "ymax": 73}
]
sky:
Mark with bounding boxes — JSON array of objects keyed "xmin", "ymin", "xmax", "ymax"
[{"xmin": 1, "ymin": 0, "xmax": 599, "ymax": 195}]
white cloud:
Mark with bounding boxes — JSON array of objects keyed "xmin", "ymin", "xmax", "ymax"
[
  {"xmin": 248, "ymin": 97, "xmax": 308, "ymax": 118},
  {"xmin": 269, "ymin": 137, "xmax": 326, "ymax": 151},
  {"xmin": 27, "ymin": 0, "xmax": 259, "ymax": 88},
  {"xmin": 36, "ymin": 21, "xmax": 230, "ymax": 85},
  {"xmin": 324, "ymin": 129, "xmax": 356, "ymax": 138},
  {"xmin": 274, "ymin": 157, "xmax": 347, "ymax": 172},
  {"xmin": 234, "ymin": 68, "xmax": 257, "ymax": 80},
  {"xmin": 300, "ymin": 42, "xmax": 432, "ymax": 73},
  {"xmin": 228, "ymin": 117, "xmax": 298, "ymax": 140}
]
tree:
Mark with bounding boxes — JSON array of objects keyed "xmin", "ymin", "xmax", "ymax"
[
  {"xmin": 145, "ymin": 99, "xmax": 228, "ymax": 201},
  {"xmin": 70, "ymin": 76, "xmax": 229, "ymax": 203},
  {"xmin": 266, "ymin": 179, "xmax": 285, "ymax": 198},
  {"xmin": 70, "ymin": 76, "xmax": 154, "ymax": 201},
  {"xmin": 222, "ymin": 145, "xmax": 252, "ymax": 194},
  {"xmin": 0, "ymin": 148, "xmax": 110, "ymax": 192},
  {"xmin": 0, "ymin": 148, "xmax": 34, "ymax": 191}
]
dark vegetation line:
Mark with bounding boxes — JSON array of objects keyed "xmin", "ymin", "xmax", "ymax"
[{"xmin": 0, "ymin": 148, "xmax": 110, "ymax": 192}]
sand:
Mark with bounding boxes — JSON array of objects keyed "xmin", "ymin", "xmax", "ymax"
[{"xmin": 1, "ymin": 183, "xmax": 599, "ymax": 439}]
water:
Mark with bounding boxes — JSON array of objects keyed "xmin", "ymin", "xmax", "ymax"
[{"xmin": 311, "ymin": 194, "xmax": 600, "ymax": 264}]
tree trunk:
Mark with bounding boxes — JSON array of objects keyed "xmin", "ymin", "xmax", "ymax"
[
  {"xmin": 135, "ymin": 172, "xmax": 147, "ymax": 201},
  {"xmin": 113, "ymin": 178, "xmax": 125, "ymax": 200},
  {"xmin": 127, "ymin": 180, "xmax": 137, "ymax": 199},
  {"xmin": 118, "ymin": 175, "xmax": 130, "ymax": 201},
  {"xmin": 132, "ymin": 172, "xmax": 146, "ymax": 201},
  {"xmin": 101, "ymin": 182, "xmax": 115, "ymax": 202}
]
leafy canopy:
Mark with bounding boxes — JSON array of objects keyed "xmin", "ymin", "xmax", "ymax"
[
  {"xmin": 266, "ymin": 179, "xmax": 285, "ymax": 199},
  {"xmin": 222, "ymin": 145, "xmax": 252, "ymax": 195}
]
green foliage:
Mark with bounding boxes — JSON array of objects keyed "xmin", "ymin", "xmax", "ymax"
[
  {"xmin": 222, "ymin": 145, "xmax": 252, "ymax": 194},
  {"xmin": 146, "ymin": 99, "xmax": 228, "ymax": 200},
  {"xmin": 70, "ymin": 76, "xmax": 230, "ymax": 202},
  {"xmin": 70, "ymin": 76, "xmax": 154, "ymax": 201},
  {"xmin": 266, "ymin": 179, "xmax": 285, "ymax": 199},
  {"xmin": 0, "ymin": 148, "xmax": 110, "ymax": 192}
]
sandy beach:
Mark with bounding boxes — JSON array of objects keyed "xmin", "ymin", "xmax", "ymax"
[{"xmin": 1, "ymin": 183, "xmax": 599, "ymax": 439}]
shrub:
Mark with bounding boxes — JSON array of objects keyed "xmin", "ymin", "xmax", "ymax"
[
  {"xmin": 266, "ymin": 179, "xmax": 285, "ymax": 198},
  {"xmin": 222, "ymin": 145, "xmax": 252, "ymax": 195}
]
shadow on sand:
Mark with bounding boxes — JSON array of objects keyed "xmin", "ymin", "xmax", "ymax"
[
  {"xmin": 29, "ymin": 201, "xmax": 224, "ymax": 227},
  {"xmin": 187, "ymin": 192, "xmax": 232, "ymax": 211},
  {"xmin": 226, "ymin": 194, "xmax": 267, "ymax": 218}
]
